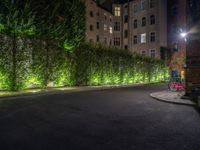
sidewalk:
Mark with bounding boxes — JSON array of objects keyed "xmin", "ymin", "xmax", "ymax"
[{"xmin": 150, "ymin": 91, "xmax": 196, "ymax": 106}]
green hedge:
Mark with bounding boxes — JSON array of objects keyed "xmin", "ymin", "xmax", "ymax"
[
  {"xmin": 74, "ymin": 43, "xmax": 168, "ymax": 86},
  {"xmin": 0, "ymin": 41, "xmax": 168, "ymax": 91}
]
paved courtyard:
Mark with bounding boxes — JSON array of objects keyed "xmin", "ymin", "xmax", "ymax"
[{"xmin": 0, "ymin": 84, "xmax": 200, "ymax": 150}]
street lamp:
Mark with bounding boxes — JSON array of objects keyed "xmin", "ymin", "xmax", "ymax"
[{"xmin": 180, "ymin": 32, "xmax": 188, "ymax": 38}]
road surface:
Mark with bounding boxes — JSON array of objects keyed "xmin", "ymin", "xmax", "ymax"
[{"xmin": 0, "ymin": 84, "xmax": 200, "ymax": 150}]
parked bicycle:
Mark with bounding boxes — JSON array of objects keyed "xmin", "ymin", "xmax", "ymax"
[{"xmin": 168, "ymin": 78, "xmax": 185, "ymax": 91}]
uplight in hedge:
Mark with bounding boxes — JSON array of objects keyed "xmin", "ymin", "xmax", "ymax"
[
  {"xmin": 63, "ymin": 42, "xmax": 74, "ymax": 52},
  {"xmin": 25, "ymin": 75, "xmax": 43, "ymax": 88}
]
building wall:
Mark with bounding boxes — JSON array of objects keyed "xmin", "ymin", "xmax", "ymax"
[
  {"xmin": 128, "ymin": 0, "xmax": 167, "ymax": 58},
  {"xmin": 86, "ymin": 0, "xmax": 168, "ymax": 59},
  {"xmin": 185, "ymin": 0, "xmax": 200, "ymax": 94},
  {"xmin": 97, "ymin": 7, "xmax": 114, "ymax": 46},
  {"xmin": 85, "ymin": 0, "xmax": 98, "ymax": 43},
  {"xmin": 112, "ymin": 4, "xmax": 123, "ymax": 48},
  {"xmin": 85, "ymin": 0, "xmax": 113, "ymax": 46},
  {"xmin": 167, "ymin": 0, "xmax": 187, "ymax": 79}
]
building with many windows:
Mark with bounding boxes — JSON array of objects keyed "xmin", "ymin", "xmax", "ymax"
[
  {"xmin": 85, "ymin": 0, "xmax": 167, "ymax": 58},
  {"xmin": 112, "ymin": 0, "xmax": 167, "ymax": 58},
  {"xmin": 85, "ymin": 0, "xmax": 114, "ymax": 46}
]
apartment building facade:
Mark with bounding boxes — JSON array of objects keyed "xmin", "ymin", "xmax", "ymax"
[
  {"xmin": 85, "ymin": 0, "xmax": 167, "ymax": 58},
  {"xmin": 85, "ymin": 0, "xmax": 114, "ymax": 46},
  {"xmin": 128, "ymin": 0, "xmax": 167, "ymax": 58}
]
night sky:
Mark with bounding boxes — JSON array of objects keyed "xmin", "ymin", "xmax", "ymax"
[{"xmin": 99, "ymin": 0, "xmax": 128, "ymax": 11}]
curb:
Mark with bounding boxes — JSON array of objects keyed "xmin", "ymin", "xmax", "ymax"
[
  {"xmin": 150, "ymin": 92, "xmax": 196, "ymax": 106},
  {"xmin": 0, "ymin": 83, "xmax": 150, "ymax": 100}
]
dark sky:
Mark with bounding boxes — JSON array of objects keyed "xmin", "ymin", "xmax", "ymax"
[{"xmin": 99, "ymin": 0, "xmax": 128, "ymax": 11}]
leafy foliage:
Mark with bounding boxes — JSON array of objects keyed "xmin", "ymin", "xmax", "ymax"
[{"xmin": 74, "ymin": 43, "xmax": 168, "ymax": 86}]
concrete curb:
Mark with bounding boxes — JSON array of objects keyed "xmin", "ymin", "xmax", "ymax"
[
  {"xmin": 150, "ymin": 91, "xmax": 196, "ymax": 106},
  {"xmin": 0, "ymin": 83, "xmax": 150, "ymax": 101}
]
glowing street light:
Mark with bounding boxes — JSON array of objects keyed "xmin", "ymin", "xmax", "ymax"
[{"xmin": 180, "ymin": 32, "xmax": 187, "ymax": 38}]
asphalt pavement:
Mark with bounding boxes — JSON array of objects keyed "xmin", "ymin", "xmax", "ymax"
[{"xmin": 0, "ymin": 84, "xmax": 200, "ymax": 150}]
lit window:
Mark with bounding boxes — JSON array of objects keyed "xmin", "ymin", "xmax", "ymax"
[
  {"xmin": 150, "ymin": 49, "xmax": 156, "ymax": 57},
  {"xmin": 150, "ymin": 32, "xmax": 156, "ymax": 42},
  {"xmin": 109, "ymin": 27, "xmax": 113, "ymax": 34},
  {"xmin": 104, "ymin": 24, "xmax": 107, "ymax": 31},
  {"xmin": 114, "ymin": 7, "xmax": 121, "ymax": 16},
  {"xmin": 141, "ymin": 33, "xmax": 147, "ymax": 43}
]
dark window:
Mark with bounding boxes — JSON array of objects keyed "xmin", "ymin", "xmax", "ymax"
[
  {"xmin": 114, "ymin": 37, "xmax": 120, "ymax": 46},
  {"xmin": 150, "ymin": 32, "xmax": 156, "ymax": 42},
  {"xmin": 133, "ymin": 35, "xmax": 138, "ymax": 44},
  {"xmin": 142, "ymin": 17, "xmax": 146, "ymax": 26},
  {"xmin": 124, "ymin": 45, "xmax": 128, "ymax": 49},
  {"xmin": 171, "ymin": 5, "xmax": 178, "ymax": 16},
  {"xmin": 150, "ymin": 15, "xmax": 155, "ymax": 25},
  {"xmin": 149, "ymin": 0, "xmax": 155, "ymax": 8},
  {"xmin": 97, "ymin": 22, "xmax": 99, "ymax": 29},
  {"xmin": 114, "ymin": 22, "xmax": 120, "ymax": 31},
  {"xmin": 142, "ymin": 51, "xmax": 146, "ymax": 56},
  {"xmin": 124, "ymin": 15, "xmax": 128, "ymax": 23},
  {"xmin": 124, "ymin": 30, "xmax": 128, "ymax": 38},
  {"xmin": 96, "ymin": 35, "xmax": 99, "ymax": 42},
  {"xmin": 90, "ymin": 11, "xmax": 93, "ymax": 17},
  {"xmin": 150, "ymin": 49, "xmax": 156, "ymax": 58},
  {"xmin": 110, "ymin": 39, "xmax": 112, "ymax": 45},
  {"xmin": 90, "ymin": 25, "xmax": 93, "ymax": 31},
  {"xmin": 141, "ymin": 0, "xmax": 147, "ymax": 10},
  {"xmin": 134, "ymin": 19, "xmax": 138, "ymax": 28}
]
